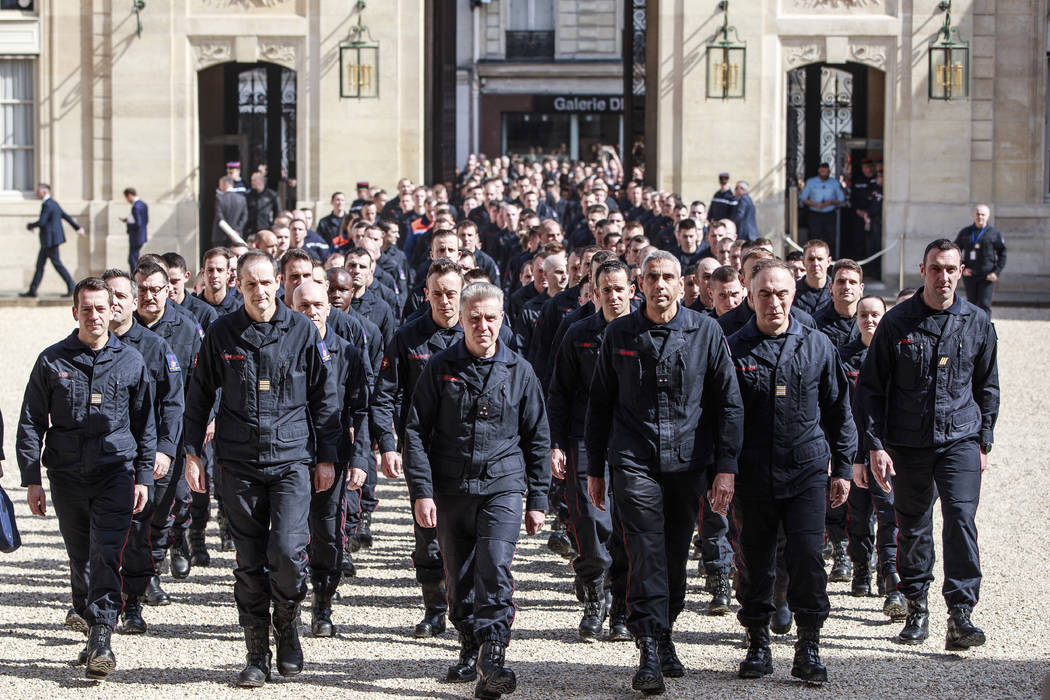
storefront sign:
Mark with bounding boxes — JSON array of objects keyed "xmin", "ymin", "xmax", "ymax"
[{"xmin": 535, "ymin": 95, "xmax": 623, "ymax": 113}]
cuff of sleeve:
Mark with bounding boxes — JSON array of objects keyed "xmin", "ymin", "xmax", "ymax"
[
  {"xmin": 526, "ymin": 494, "xmax": 549, "ymax": 513},
  {"xmin": 135, "ymin": 466, "xmax": 154, "ymax": 487},
  {"xmin": 20, "ymin": 466, "xmax": 42, "ymax": 488},
  {"xmin": 377, "ymin": 433, "xmax": 397, "ymax": 454},
  {"xmin": 156, "ymin": 440, "xmax": 177, "ymax": 460},
  {"xmin": 317, "ymin": 444, "xmax": 339, "ymax": 464},
  {"xmin": 409, "ymin": 485, "xmax": 433, "ymax": 502},
  {"xmin": 714, "ymin": 455, "xmax": 739, "ymax": 475},
  {"xmin": 865, "ymin": 433, "xmax": 884, "ymax": 452},
  {"xmin": 586, "ymin": 454, "xmax": 606, "ymax": 478},
  {"xmin": 832, "ymin": 459, "xmax": 852, "ymax": 481},
  {"xmin": 980, "ymin": 429, "xmax": 993, "ymax": 446}
]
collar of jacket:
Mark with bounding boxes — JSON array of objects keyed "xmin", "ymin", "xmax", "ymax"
[
  {"xmin": 61, "ymin": 329, "xmax": 123, "ymax": 360},
  {"xmin": 450, "ymin": 336, "xmax": 514, "ymax": 366},
  {"xmin": 737, "ymin": 315, "xmax": 804, "ymax": 342},
  {"xmin": 905, "ymin": 288, "xmax": 967, "ymax": 317}
]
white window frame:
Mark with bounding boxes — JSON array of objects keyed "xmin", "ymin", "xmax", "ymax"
[{"xmin": 0, "ymin": 55, "xmax": 35, "ymax": 195}]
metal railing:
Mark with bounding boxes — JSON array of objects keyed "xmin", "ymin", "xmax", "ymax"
[{"xmin": 784, "ymin": 232, "xmax": 906, "ymax": 293}]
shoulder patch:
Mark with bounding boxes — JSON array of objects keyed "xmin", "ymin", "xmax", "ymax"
[
  {"xmin": 317, "ymin": 340, "xmax": 331, "ymax": 363},
  {"xmin": 166, "ymin": 353, "xmax": 181, "ymax": 372},
  {"xmin": 196, "ymin": 323, "xmax": 204, "ymax": 339},
  {"xmin": 380, "ymin": 356, "xmax": 391, "ymax": 371}
]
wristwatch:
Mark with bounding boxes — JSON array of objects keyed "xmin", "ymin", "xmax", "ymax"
[{"xmin": 980, "ymin": 443, "xmax": 993, "ymax": 454}]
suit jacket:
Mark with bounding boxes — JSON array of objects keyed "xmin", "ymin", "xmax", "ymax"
[
  {"xmin": 127, "ymin": 199, "xmax": 149, "ymax": 246},
  {"xmin": 730, "ymin": 193, "xmax": 758, "ymax": 241},
  {"xmin": 213, "ymin": 189, "xmax": 247, "ymax": 247},
  {"xmin": 29, "ymin": 197, "xmax": 78, "ymax": 248}
]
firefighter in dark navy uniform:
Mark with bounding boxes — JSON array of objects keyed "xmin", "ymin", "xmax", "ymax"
[
  {"xmin": 585, "ymin": 250, "xmax": 744, "ymax": 695},
  {"xmin": 858, "ymin": 238, "xmax": 998, "ymax": 651},
  {"xmin": 404, "ymin": 281, "xmax": 550, "ymax": 700},
  {"xmin": 728, "ymin": 259, "xmax": 857, "ymax": 687},
  {"xmin": 17, "ymin": 277, "xmax": 156, "ymax": 679},
  {"xmin": 183, "ymin": 249, "xmax": 342, "ymax": 687}
]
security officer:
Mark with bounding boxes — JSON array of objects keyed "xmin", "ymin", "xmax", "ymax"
[
  {"xmin": 291, "ymin": 280, "xmax": 370, "ymax": 637},
  {"xmin": 132, "ymin": 259, "xmax": 202, "ymax": 598},
  {"xmin": 404, "ymin": 282, "xmax": 550, "ymax": 699},
  {"xmin": 586, "ymin": 250, "xmax": 744, "ymax": 695},
  {"xmin": 183, "ymin": 249, "xmax": 342, "ymax": 687},
  {"xmin": 858, "ymin": 239, "xmax": 998, "ymax": 651},
  {"xmin": 840, "ymin": 295, "xmax": 906, "ymax": 618},
  {"xmin": 372, "ymin": 259, "xmax": 466, "ymax": 640},
  {"xmin": 16, "ymin": 277, "xmax": 156, "ymax": 679},
  {"xmin": 548, "ymin": 259, "xmax": 633, "ymax": 642},
  {"xmin": 954, "ymin": 204, "xmax": 1006, "ymax": 317},
  {"xmin": 813, "ymin": 258, "xmax": 864, "ymax": 584},
  {"xmin": 729, "ymin": 259, "xmax": 856, "ymax": 687},
  {"xmin": 101, "ymin": 269, "xmax": 184, "ymax": 635}
]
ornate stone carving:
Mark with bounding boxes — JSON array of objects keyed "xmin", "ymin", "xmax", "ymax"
[
  {"xmin": 784, "ymin": 41, "xmax": 824, "ymax": 67},
  {"xmin": 258, "ymin": 38, "xmax": 297, "ymax": 68},
  {"xmin": 190, "ymin": 39, "xmax": 234, "ymax": 70},
  {"xmin": 849, "ymin": 42, "xmax": 888, "ymax": 70}
]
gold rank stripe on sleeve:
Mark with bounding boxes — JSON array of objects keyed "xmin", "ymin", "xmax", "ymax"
[
  {"xmin": 90, "ymin": 393, "xmax": 103, "ymax": 405},
  {"xmin": 775, "ymin": 385, "xmax": 787, "ymax": 397},
  {"xmin": 258, "ymin": 379, "xmax": 271, "ymax": 392},
  {"xmin": 939, "ymin": 356, "xmax": 949, "ymax": 367}
]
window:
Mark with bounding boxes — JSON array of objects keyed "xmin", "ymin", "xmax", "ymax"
[
  {"xmin": 506, "ymin": 0, "xmax": 554, "ymax": 61},
  {"xmin": 507, "ymin": 0, "xmax": 554, "ymax": 31},
  {"xmin": 0, "ymin": 58, "xmax": 34, "ymax": 192}
]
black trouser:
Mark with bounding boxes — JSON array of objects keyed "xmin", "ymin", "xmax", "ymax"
[
  {"xmin": 962, "ymin": 276, "xmax": 995, "ymax": 317},
  {"xmin": 189, "ymin": 442, "xmax": 216, "ymax": 531},
  {"xmin": 846, "ymin": 464, "xmax": 898, "ymax": 576},
  {"xmin": 345, "ymin": 453, "xmax": 378, "ymax": 536},
  {"xmin": 549, "ymin": 474, "xmax": 569, "ymax": 522},
  {"xmin": 888, "ymin": 439, "xmax": 982, "ymax": 609},
  {"xmin": 29, "ymin": 244, "xmax": 74, "ymax": 293},
  {"xmin": 219, "ymin": 460, "xmax": 311, "ymax": 628},
  {"xmin": 435, "ymin": 490, "xmax": 522, "ymax": 645},
  {"xmin": 699, "ymin": 495, "xmax": 735, "ymax": 576},
  {"xmin": 149, "ymin": 452, "xmax": 185, "ymax": 568},
  {"xmin": 308, "ymin": 463, "xmax": 348, "ymax": 590},
  {"xmin": 565, "ymin": 440, "xmax": 611, "ymax": 586},
  {"xmin": 49, "ymin": 466, "xmax": 135, "ymax": 629},
  {"xmin": 412, "ymin": 515, "xmax": 445, "ymax": 586},
  {"xmin": 806, "ymin": 211, "xmax": 837, "ymax": 252},
  {"xmin": 612, "ymin": 464, "xmax": 704, "ymax": 637},
  {"xmin": 826, "ymin": 477, "xmax": 848, "ymax": 544},
  {"xmin": 122, "ymin": 482, "xmax": 157, "ymax": 598},
  {"xmin": 734, "ymin": 485, "xmax": 829, "ymax": 630}
]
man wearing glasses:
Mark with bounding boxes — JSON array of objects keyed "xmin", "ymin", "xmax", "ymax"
[{"xmin": 133, "ymin": 259, "xmax": 202, "ymax": 601}]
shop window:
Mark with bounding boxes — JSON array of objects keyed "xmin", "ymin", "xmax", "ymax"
[
  {"xmin": 503, "ymin": 113, "xmax": 570, "ymax": 157},
  {"xmin": 0, "ymin": 57, "xmax": 34, "ymax": 192}
]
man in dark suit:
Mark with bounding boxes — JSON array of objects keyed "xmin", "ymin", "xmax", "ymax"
[
  {"xmin": 730, "ymin": 181, "xmax": 759, "ymax": 241},
  {"xmin": 212, "ymin": 176, "xmax": 248, "ymax": 249},
  {"xmin": 22, "ymin": 183, "xmax": 84, "ymax": 298},
  {"xmin": 122, "ymin": 187, "xmax": 149, "ymax": 271}
]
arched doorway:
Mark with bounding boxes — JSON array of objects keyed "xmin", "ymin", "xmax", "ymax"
[
  {"xmin": 786, "ymin": 62, "xmax": 885, "ymax": 275},
  {"xmin": 198, "ymin": 62, "xmax": 296, "ymax": 257}
]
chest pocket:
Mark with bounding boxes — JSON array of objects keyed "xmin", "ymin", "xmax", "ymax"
[
  {"xmin": 280, "ymin": 358, "xmax": 308, "ymax": 405},
  {"xmin": 53, "ymin": 373, "xmax": 84, "ymax": 423},
  {"xmin": 102, "ymin": 374, "xmax": 126, "ymax": 422},
  {"xmin": 792, "ymin": 355, "xmax": 820, "ymax": 419},
  {"xmin": 437, "ymin": 375, "xmax": 472, "ymax": 427},
  {"xmin": 477, "ymin": 383, "xmax": 507, "ymax": 426},
  {"xmin": 222, "ymin": 354, "xmax": 249, "ymax": 405},
  {"xmin": 612, "ymin": 348, "xmax": 644, "ymax": 389},
  {"xmin": 893, "ymin": 337, "xmax": 925, "ymax": 391}
]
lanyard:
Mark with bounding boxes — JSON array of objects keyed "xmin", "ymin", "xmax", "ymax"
[{"xmin": 971, "ymin": 226, "xmax": 987, "ymax": 247}]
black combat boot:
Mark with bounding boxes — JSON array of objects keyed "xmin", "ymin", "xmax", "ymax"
[
  {"xmin": 216, "ymin": 509, "xmax": 235, "ymax": 552},
  {"xmin": 271, "ymin": 603, "xmax": 304, "ymax": 677},
  {"xmin": 341, "ymin": 544, "xmax": 356, "ymax": 578},
  {"xmin": 143, "ymin": 575, "xmax": 170, "ymax": 606},
  {"xmin": 237, "ymin": 626, "xmax": 272, "ymax": 687},
  {"xmin": 65, "ymin": 607, "xmax": 89, "ymax": 635},
  {"xmin": 546, "ymin": 529, "xmax": 574, "ymax": 559},
  {"xmin": 631, "ymin": 636, "xmax": 665, "ymax": 695},
  {"xmin": 447, "ymin": 630, "xmax": 479, "ymax": 683},
  {"xmin": 119, "ymin": 595, "xmax": 147, "ymax": 635},
  {"xmin": 791, "ymin": 626, "xmax": 827, "ymax": 686},
  {"xmin": 708, "ymin": 571, "xmax": 731, "ymax": 615},
  {"xmin": 771, "ymin": 589, "xmax": 792, "ymax": 635},
  {"xmin": 851, "ymin": 561, "xmax": 871, "ymax": 597},
  {"xmin": 897, "ymin": 597, "xmax": 929, "ymax": 645},
  {"xmin": 85, "ymin": 624, "xmax": 116, "ymax": 679},
  {"xmin": 355, "ymin": 511, "xmax": 373, "ymax": 549},
  {"xmin": 829, "ymin": 540, "xmax": 851, "ymax": 582},
  {"xmin": 414, "ymin": 580, "xmax": 448, "ymax": 638},
  {"xmin": 657, "ymin": 629, "xmax": 684, "ymax": 678},
  {"xmin": 170, "ymin": 530, "xmax": 191, "ymax": 580},
  {"xmin": 311, "ymin": 582, "xmax": 335, "ymax": 638},
  {"xmin": 607, "ymin": 597, "xmax": 631, "ymax": 641},
  {"xmin": 882, "ymin": 572, "xmax": 907, "ymax": 620},
  {"xmin": 945, "ymin": 606, "xmax": 986, "ymax": 651},
  {"xmin": 578, "ymin": 579, "xmax": 608, "ymax": 640},
  {"xmin": 474, "ymin": 640, "xmax": 516, "ymax": 699},
  {"xmin": 188, "ymin": 528, "xmax": 210, "ymax": 567},
  {"xmin": 738, "ymin": 625, "xmax": 773, "ymax": 679}
]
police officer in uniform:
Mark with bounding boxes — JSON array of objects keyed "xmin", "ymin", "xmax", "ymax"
[
  {"xmin": 372, "ymin": 259, "xmax": 466, "ymax": 639},
  {"xmin": 291, "ymin": 280, "xmax": 370, "ymax": 637},
  {"xmin": 16, "ymin": 277, "xmax": 156, "ymax": 678},
  {"xmin": 404, "ymin": 282, "xmax": 550, "ymax": 699},
  {"xmin": 728, "ymin": 259, "xmax": 856, "ymax": 686},
  {"xmin": 586, "ymin": 251, "xmax": 744, "ymax": 695},
  {"xmin": 840, "ymin": 295, "xmax": 907, "ymax": 618},
  {"xmin": 183, "ymin": 250, "xmax": 342, "ymax": 686},
  {"xmin": 858, "ymin": 239, "xmax": 998, "ymax": 651},
  {"xmin": 548, "ymin": 259, "xmax": 633, "ymax": 642},
  {"xmin": 954, "ymin": 204, "xmax": 1006, "ymax": 317},
  {"xmin": 101, "ymin": 269, "xmax": 184, "ymax": 634}
]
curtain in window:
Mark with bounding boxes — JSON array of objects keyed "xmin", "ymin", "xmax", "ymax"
[{"xmin": 0, "ymin": 59, "xmax": 34, "ymax": 191}]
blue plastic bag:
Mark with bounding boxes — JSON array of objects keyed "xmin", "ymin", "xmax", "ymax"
[{"xmin": 0, "ymin": 485, "xmax": 21, "ymax": 553}]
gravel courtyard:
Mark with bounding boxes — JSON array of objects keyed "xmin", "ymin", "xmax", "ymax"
[{"xmin": 0, "ymin": 304, "xmax": 1047, "ymax": 699}]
